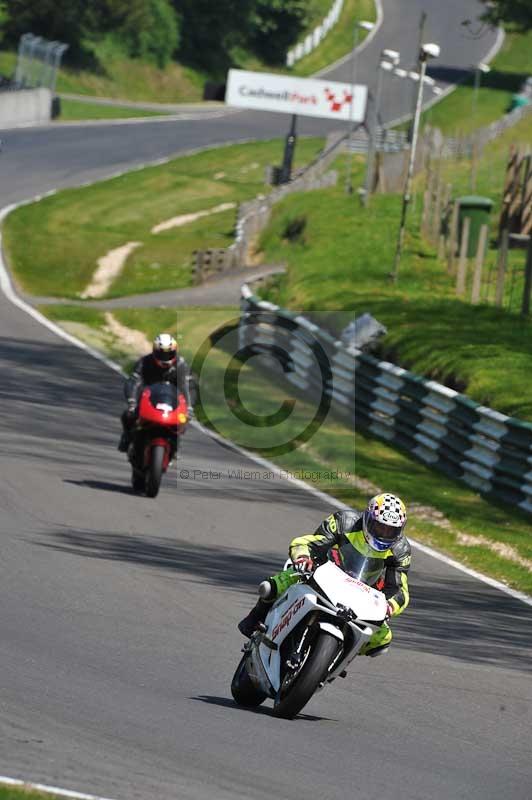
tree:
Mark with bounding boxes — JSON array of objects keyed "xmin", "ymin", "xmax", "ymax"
[
  {"xmin": 4, "ymin": 0, "xmax": 180, "ymax": 67},
  {"xmin": 133, "ymin": 0, "xmax": 180, "ymax": 68},
  {"xmin": 4, "ymin": 0, "xmax": 88, "ymax": 59},
  {"xmin": 174, "ymin": 0, "xmax": 309, "ymax": 73},
  {"xmin": 481, "ymin": 0, "xmax": 532, "ymax": 31},
  {"xmin": 249, "ymin": 0, "xmax": 307, "ymax": 64},
  {"xmin": 174, "ymin": 0, "xmax": 254, "ymax": 74}
]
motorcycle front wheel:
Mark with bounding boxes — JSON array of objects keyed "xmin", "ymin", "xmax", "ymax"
[
  {"xmin": 273, "ymin": 631, "xmax": 339, "ymax": 720},
  {"xmin": 231, "ymin": 654, "xmax": 267, "ymax": 708},
  {"xmin": 145, "ymin": 444, "xmax": 165, "ymax": 498},
  {"xmin": 131, "ymin": 468, "xmax": 144, "ymax": 493}
]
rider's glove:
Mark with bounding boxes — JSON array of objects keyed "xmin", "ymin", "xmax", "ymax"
[
  {"xmin": 293, "ymin": 556, "xmax": 314, "ymax": 575},
  {"xmin": 126, "ymin": 400, "xmax": 137, "ymax": 419},
  {"xmin": 386, "ymin": 603, "xmax": 395, "ymax": 620}
]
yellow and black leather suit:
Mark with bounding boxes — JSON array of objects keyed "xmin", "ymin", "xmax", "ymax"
[{"xmin": 285, "ymin": 508, "xmax": 411, "ymax": 617}]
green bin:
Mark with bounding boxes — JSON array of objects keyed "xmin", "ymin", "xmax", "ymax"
[{"xmin": 457, "ymin": 196, "xmax": 493, "ymax": 258}]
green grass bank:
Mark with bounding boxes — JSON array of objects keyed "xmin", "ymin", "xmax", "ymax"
[
  {"xmin": 3, "ymin": 138, "xmax": 323, "ymax": 300},
  {"xmin": 256, "ymin": 115, "xmax": 532, "ymax": 421},
  {"xmin": 419, "ymin": 29, "xmax": 532, "ymax": 135}
]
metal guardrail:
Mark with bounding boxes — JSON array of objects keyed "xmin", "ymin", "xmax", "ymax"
[
  {"xmin": 14, "ymin": 33, "xmax": 68, "ymax": 92},
  {"xmin": 239, "ymin": 286, "xmax": 532, "ymax": 515},
  {"xmin": 346, "ymin": 129, "xmax": 409, "ymax": 154},
  {"xmin": 287, "ymin": 0, "xmax": 344, "ymax": 67}
]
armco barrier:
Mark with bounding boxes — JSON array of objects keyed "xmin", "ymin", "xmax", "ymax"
[
  {"xmin": 239, "ymin": 285, "xmax": 532, "ymax": 515},
  {"xmin": 0, "ymin": 88, "xmax": 51, "ymax": 127}
]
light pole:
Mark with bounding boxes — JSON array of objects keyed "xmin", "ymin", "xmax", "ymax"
[
  {"xmin": 470, "ymin": 62, "xmax": 490, "ymax": 191},
  {"xmin": 472, "ymin": 62, "xmax": 490, "ymax": 123},
  {"xmin": 392, "ymin": 42, "xmax": 440, "ymax": 282},
  {"xmin": 345, "ymin": 20, "xmax": 374, "ymax": 195},
  {"xmin": 362, "ymin": 48, "xmax": 400, "ymax": 206}
]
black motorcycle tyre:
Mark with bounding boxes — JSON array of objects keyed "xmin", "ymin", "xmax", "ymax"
[
  {"xmin": 145, "ymin": 443, "xmax": 165, "ymax": 498},
  {"xmin": 273, "ymin": 631, "xmax": 339, "ymax": 719}
]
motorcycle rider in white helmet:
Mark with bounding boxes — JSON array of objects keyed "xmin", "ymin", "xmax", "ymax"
[{"xmin": 118, "ymin": 333, "xmax": 193, "ymax": 452}]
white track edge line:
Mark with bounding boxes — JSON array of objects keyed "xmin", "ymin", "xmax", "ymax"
[{"xmin": 0, "ymin": 775, "xmax": 117, "ymax": 800}]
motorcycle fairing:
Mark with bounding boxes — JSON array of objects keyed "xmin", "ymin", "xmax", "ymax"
[
  {"xmin": 254, "ymin": 583, "xmax": 317, "ymax": 693},
  {"xmin": 313, "ymin": 562, "xmax": 387, "ymax": 622}
]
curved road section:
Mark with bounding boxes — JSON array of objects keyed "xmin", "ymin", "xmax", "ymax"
[{"xmin": 0, "ymin": 2, "xmax": 530, "ymax": 799}]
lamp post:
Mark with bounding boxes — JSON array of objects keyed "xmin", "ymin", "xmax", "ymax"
[
  {"xmin": 469, "ymin": 62, "xmax": 490, "ymax": 191},
  {"xmin": 392, "ymin": 42, "xmax": 440, "ymax": 282},
  {"xmin": 472, "ymin": 62, "xmax": 490, "ymax": 122},
  {"xmin": 362, "ymin": 48, "xmax": 400, "ymax": 206},
  {"xmin": 345, "ymin": 20, "xmax": 374, "ymax": 195}
]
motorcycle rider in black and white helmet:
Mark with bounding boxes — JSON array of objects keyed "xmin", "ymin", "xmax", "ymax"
[
  {"xmin": 118, "ymin": 333, "xmax": 192, "ymax": 452},
  {"xmin": 238, "ymin": 494, "xmax": 411, "ymax": 657}
]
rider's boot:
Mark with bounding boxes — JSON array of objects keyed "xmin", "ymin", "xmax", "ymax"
[
  {"xmin": 238, "ymin": 580, "xmax": 276, "ymax": 637},
  {"xmin": 118, "ymin": 432, "xmax": 129, "ymax": 452}
]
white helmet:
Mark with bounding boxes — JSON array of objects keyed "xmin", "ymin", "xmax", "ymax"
[{"xmin": 153, "ymin": 333, "xmax": 177, "ymax": 368}]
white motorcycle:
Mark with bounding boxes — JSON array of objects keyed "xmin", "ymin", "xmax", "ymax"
[{"xmin": 231, "ymin": 545, "xmax": 388, "ymax": 719}]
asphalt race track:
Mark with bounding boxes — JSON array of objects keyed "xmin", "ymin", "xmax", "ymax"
[{"xmin": 0, "ymin": 1, "xmax": 531, "ymax": 798}]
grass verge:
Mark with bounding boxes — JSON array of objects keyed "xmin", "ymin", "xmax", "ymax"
[
  {"xmin": 41, "ymin": 302, "xmax": 532, "ymax": 595},
  {"xmin": 3, "ymin": 137, "xmax": 323, "ymax": 300},
  {"xmin": 256, "ymin": 152, "xmax": 532, "ymax": 420},
  {"xmin": 57, "ymin": 99, "xmax": 168, "ymax": 121},
  {"xmin": 420, "ymin": 30, "xmax": 532, "ymax": 136},
  {"xmin": 0, "ymin": 786, "xmax": 70, "ymax": 800},
  {"xmin": 292, "ymin": 0, "xmax": 377, "ymax": 76}
]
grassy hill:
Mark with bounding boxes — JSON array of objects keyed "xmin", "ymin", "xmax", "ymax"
[
  {"xmin": 256, "ymin": 111, "xmax": 532, "ymax": 422},
  {"xmin": 420, "ymin": 29, "xmax": 532, "ymax": 135}
]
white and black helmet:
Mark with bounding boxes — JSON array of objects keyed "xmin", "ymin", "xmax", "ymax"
[
  {"xmin": 153, "ymin": 333, "xmax": 177, "ymax": 368},
  {"xmin": 362, "ymin": 493, "xmax": 407, "ymax": 552}
]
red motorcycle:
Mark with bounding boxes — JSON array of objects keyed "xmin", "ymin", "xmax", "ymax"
[{"xmin": 129, "ymin": 382, "xmax": 189, "ymax": 497}]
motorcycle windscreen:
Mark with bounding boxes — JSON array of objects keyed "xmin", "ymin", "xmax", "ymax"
[
  {"xmin": 146, "ymin": 382, "xmax": 178, "ymax": 409},
  {"xmin": 332, "ymin": 542, "xmax": 385, "ymax": 587},
  {"xmin": 313, "ymin": 561, "xmax": 387, "ymax": 622}
]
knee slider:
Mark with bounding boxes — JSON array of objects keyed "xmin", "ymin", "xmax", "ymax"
[{"xmin": 258, "ymin": 579, "xmax": 276, "ymax": 601}]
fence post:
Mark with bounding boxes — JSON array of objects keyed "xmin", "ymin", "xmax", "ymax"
[
  {"xmin": 471, "ymin": 224, "xmax": 488, "ymax": 305},
  {"xmin": 522, "ymin": 235, "xmax": 532, "ymax": 316},
  {"xmin": 495, "ymin": 228, "xmax": 509, "ymax": 306},
  {"xmin": 421, "ymin": 164, "xmax": 433, "ymax": 238},
  {"xmin": 438, "ymin": 183, "xmax": 452, "ymax": 260},
  {"xmin": 447, "ymin": 200, "xmax": 459, "ymax": 274},
  {"xmin": 521, "ymin": 154, "xmax": 532, "ymax": 236},
  {"xmin": 431, "ymin": 175, "xmax": 443, "ymax": 244},
  {"xmin": 456, "ymin": 217, "xmax": 471, "ymax": 296}
]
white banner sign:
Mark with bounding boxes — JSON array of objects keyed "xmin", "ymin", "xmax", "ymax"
[{"xmin": 226, "ymin": 69, "xmax": 367, "ymax": 123}]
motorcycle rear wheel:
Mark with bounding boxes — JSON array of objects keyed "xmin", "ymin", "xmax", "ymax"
[
  {"xmin": 273, "ymin": 631, "xmax": 338, "ymax": 719},
  {"xmin": 145, "ymin": 444, "xmax": 165, "ymax": 498},
  {"xmin": 231, "ymin": 654, "xmax": 267, "ymax": 708}
]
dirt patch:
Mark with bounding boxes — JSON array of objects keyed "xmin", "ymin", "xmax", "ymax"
[
  {"xmin": 81, "ymin": 241, "xmax": 141, "ymax": 299},
  {"xmin": 457, "ymin": 532, "xmax": 532, "ymax": 572},
  {"xmin": 151, "ymin": 201, "xmax": 236, "ymax": 234},
  {"xmin": 103, "ymin": 312, "xmax": 151, "ymax": 355}
]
